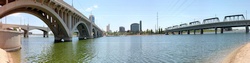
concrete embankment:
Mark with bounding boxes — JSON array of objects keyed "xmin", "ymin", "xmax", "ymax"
[
  {"xmin": 223, "ymin": 43, "xmax": 250, "ymax": 63},
  {"xmin": 0, "ymin": 48, "xmax": 12, "ymax": 63}
]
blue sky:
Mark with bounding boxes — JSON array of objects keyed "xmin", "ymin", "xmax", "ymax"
[{"xmin": 1, "ymin": 0, "xmax": 250, "ymax": 34}]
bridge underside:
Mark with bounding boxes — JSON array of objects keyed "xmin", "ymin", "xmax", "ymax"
[{"xmin": 0, "ymin": 0, "xmax": 103, "ymax": 42}]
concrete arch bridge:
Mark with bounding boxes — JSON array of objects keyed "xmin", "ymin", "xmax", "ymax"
[
  {"xmin": 0, "ymin": 0, "xmax": 103, "ymax": 42},
  {"xmin": 1, "ymin": 24, "xmax": 51, "ymax": 37}
]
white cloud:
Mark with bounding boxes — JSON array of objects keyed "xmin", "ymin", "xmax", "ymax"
[
  {"xmin": 93, "ymin": 5, "xmax": 98, "ymax": 8},
  {"xmin": 86, "ymin": 5, "xmax": 98, "ymax": 12}
]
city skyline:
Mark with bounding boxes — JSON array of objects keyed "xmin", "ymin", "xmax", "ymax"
[{"xmin": 1, "ymin": 0, "xmax": 250, "ymax": 34}]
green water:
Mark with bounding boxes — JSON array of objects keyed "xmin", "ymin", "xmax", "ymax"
[{"xmin": 11, "ymin": 33, "xmax": 250, "ymax": 63}]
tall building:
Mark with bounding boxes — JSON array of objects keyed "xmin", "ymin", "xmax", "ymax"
[
  {"xmin": 106, "ymin": 24, "xmax": 111, "ymax": 32},
  {"xmin": 89, "ymin": 15, "xmax": 95, "ymax": 23},
  {"xmin": 130, "ymin": 23, "xmax": 140, "ymax": 33},
  {"xmin": 119, "ymin": 26, "xmax": 125, "ymax": 32},
  {"xmin": 140, "ymin": 20, "xmax": 142, "ymax": 32}
]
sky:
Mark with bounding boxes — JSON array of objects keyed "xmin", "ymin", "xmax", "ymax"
[{"xmin": 1, "ymin": 0, "xmax": 250, "ymax": 34}]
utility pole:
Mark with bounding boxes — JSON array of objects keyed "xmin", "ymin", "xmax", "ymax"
[
  {"xmin": 72, "ymin": 0, "xmax": 74, "ymax": 7},
  {"xmin": 246, "ymin": 10, "xmax": 248, "ymax": 19}
]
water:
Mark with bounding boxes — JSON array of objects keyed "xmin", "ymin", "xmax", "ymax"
[{"xmin": 10, "ymin": 33, "xmax": 250, "ymax": 63}]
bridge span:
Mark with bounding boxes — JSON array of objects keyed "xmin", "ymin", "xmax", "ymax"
[
  {"xmin": 0, "ymin": 0, "xmax": 103, "ymax": 42},
  {"xmin": 165, "ymin": 14, "xmax": 249, "ymax": 35},
  {"xmin": 1, "ymin": 23, "xmax": 50, "ymax": 38}
]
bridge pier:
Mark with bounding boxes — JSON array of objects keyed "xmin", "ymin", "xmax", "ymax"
[
  {"xmin": 194, "ymin": 30, "xmax": 196, "ymax": 35},
  {"xmin": 165, "ymin": 32, "xmax": 169, "ymax": 35},
  {"xmin": 221, "ymin": 28, "xmax": 224, "ymax": 34},
  {"xmin": 43, "ymin": 31, "xmax": 49, "ymax": 38},
  {"xmin": 23, "ymin": 31, "xmax": 28, "ymax": 38},
  {"xmin": 215, "ymin": 28, "xmax": 218, "ymax": 34},
  {"xmin": 178, "ymin": 31, "xmax": 181, "ymax": 35},
  {"xmin": 172, "ymin": 32, "xmax": 175, "ymax": 35},
  {"xmin": 200, "ymin": 29, "xmax": 203, "ymax": 34},
  {"xmin": 187, "ymin": 30, "xmax": 190, "ymax": 34},
  {"xmin": 246, "ymin": 25, "xmax": 249, "ymax": 33}
]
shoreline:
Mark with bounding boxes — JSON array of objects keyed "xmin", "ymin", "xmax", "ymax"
[
  {"xmin": 222, "ymin": 43, "xmax": 250, "ymax": 63},
  {"xmin": 0, "ymin": 48, "xmax": 13, "ymax": 63}
]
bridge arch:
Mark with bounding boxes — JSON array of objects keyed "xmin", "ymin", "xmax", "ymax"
[
  {"xmin": 3, "ymin": 25, "xmax": 50, "ymax": 37},
  {"xmin": 0, "ymin": 1, "xmax": 71, "ymax": 41},
  {"xmin": 72, "ymin": 21, "xmax": 91, "ymax": 39}
]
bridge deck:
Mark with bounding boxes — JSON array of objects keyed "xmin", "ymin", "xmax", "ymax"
[{"xmin": 166, "ymin": 20, "xmax": 250, "ymax": 32}]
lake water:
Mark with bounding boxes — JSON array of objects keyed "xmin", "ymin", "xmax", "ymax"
[{"xmin": 10, "ymin": 33, "xmax": 250, "ymax": 63}]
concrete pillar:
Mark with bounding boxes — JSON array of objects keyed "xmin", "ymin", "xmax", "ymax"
[
  {"xmin": 95, "ymin": 30, "xmax": 98, "ymax": 38},
  {"xmin": 246, "ymin": 26, "xmax": 249, "ymax": 33},
  {"xmin": 6, "ymin": 0, "xmax": 8, "ymax": 4},
  {"xmin": 194, "ymin": 30, "xmax": 196, "ymax": 34},
  {"xmin": 88, "ymin": 24, "xmax": 94, "ymax": 39},
  {"xmin": 43, "ymin": 31, "xmax": 48, "ymax": 38},
  {"xmin": 165, "ymin": 32, "xmax": 169, "ymax": 35},
  {"xmin": 68, "ymin": 13, "xmax": 72, "ymax": 30},
  {"xmin": 172, "ymin": 32, "xmax": 175, "ymax": 35},
  {"xmin": 221, "ymin": 28, "xmax": 224, "ymax": 34},
  {"xmin": 200, "ymin": 29, "xmax": 203, "ymax": 34},
  {"xmin": 178, "ymin": 31, "xmax": 181, "ymax": 35},
  {"xmin": 187, "ymin": 30, "xmax": 190, "ymax": 34},
  {"xmin": 24, "ymin": 31, "xmax": 28, "ymax": 38},
  {"xmin": 215, "ymin": 28, "xmax": 217, "ymax": 34},
  {"xmin": 76, "ymin": 32, "xmax": 79, "ymax": 37}
]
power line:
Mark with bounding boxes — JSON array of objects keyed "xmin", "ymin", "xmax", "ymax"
[
  {"xmin": 167, "ymin": 0, "xmax": 180, "ymax": 15},
  {"xmin": 172, "ymin": 0, "xmax": 188, "ymax": 16},
  {"xmin": 169, "ymin": 0, "xmax": 196, "ymax": 22}
]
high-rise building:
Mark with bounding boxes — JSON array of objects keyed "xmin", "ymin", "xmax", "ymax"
[
  {"xmin": 140, "ymin": 20, "xmax": 142, "ymax": 32},
  {"xmin": 89, "ymin": 15, "xmax": 95, "ymax": 23},
  {"xmin": 130, "ymin": 23, "xmax": 139, "ymax": 33},
  {"xmin": 119, "ymin": 26, "xmax": 125, "ymax": 32},
  {"xmin": 106, "ymin": 24, "xmax": 111, "ymax": 32}
]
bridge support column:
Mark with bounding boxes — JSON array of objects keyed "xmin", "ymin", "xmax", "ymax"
[
  {"xmin": 194, "ymin": 30, "xmax": 196, "ymax": 35},
  {"xmin": 54, "ymin": 37, "xmax": 72, "ymax": 42},
  {"xmin": 43, "ymin": 31, "xmax": 49, "ymax": 38},
  {"xmin": 24, "ymin": 31, "xmax": 28, "ymax": 38},
  {"xmin": 221, "ymin": 28, "xmax": 224, "ymax": 34},
  {"xmin": 187, "ymin": 30, "xmax": 190, "ymax": 35},
  {"xmin": 165, "ymin": 32, "xmax": 169, "ymax": 35},
  {"xmin": 246, "ymin": 25, "xmax": 249, "ymax": 33},
  {"xmin": 172, "ymin": 32, "xmax": 175, "ymax": 35},
  {"xmin": 178, "ymin": 31, "xmax": 181, "ymax": 35},
  {"xmin": 215, "ymin": 28, "xmax": 217, "ymax": 34},
  {"xmin": 200, "ymin": 29, "xmax": 203, "ymax": 34}
]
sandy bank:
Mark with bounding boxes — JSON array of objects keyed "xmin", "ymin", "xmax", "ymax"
[
  {"xmin": 223, "ymin": 43, "xmax": 250, "ymax": 63},
  {"xmin": 0, "ymin": 48, "xmax": 12, "ymax": 63}
]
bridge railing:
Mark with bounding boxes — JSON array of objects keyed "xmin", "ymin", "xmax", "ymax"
[
  {"xmin": 166, "ymin": 14, "xmax": 247, "ymax": 30},
  {"xmin": 189, "ymin": 21, "xmax": 201, "ymax": 25},
  {"xmin": 223, "ymin": 14, "xmax": 245, "ymax": 21},
  {"xmin": 203, "ymin": 17, "xmax": 220, "ymax": 24},
  {"xmin": 53, "ymin": 0, "xmax": 102, "ymax": 31}
]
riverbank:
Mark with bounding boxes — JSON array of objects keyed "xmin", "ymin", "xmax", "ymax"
[
  {"xmin": 223, "ymin": 43, "xmax": 250, "ymax": 63},
  {"xmin": 0, "ymin": 48, "xmax": 13, "ymax": 63}
]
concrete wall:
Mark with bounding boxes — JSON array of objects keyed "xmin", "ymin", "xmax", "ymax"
[{"xmin": 0, "ymin": 30, "xmax": 22, "ymax": 52}]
